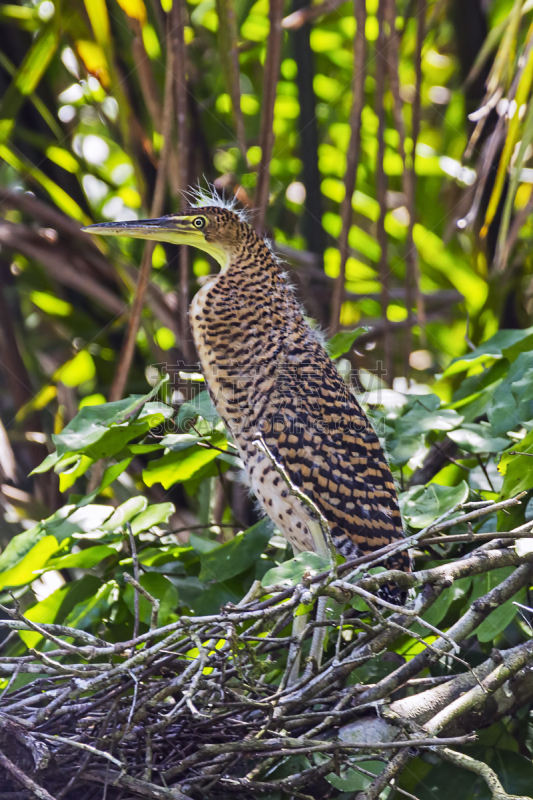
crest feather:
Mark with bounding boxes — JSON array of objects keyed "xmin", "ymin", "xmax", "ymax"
[{"xmin": 183, "ymin": 182, "xmax": 251, "ymax": 223}]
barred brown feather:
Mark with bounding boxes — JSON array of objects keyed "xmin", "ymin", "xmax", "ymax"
[{"xmin": 189, "ymin": 205, "xmax": 410, "ymax": 600}]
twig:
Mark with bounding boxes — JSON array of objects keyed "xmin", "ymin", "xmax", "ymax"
[
  {"xmin": 0, "ymin": 749, "xmax": 57, "ymax": 800},
  {"xmin": 330, "ymin": 0, "xmax": 366, "ymax": 336},
  {"xmin": 282, "ymin": 0, "xmax": 346, "ymax": 29},
  {"xmin": 375, "ymin": 0, "xmax": 392, "ymax": 381},
  {"xmin": 254, "ymin": 0, "xmax": 284, "ymax": 232},
  {"xmin": 35, "ymin": 733, "xmax": 123, "ymax": 769},
  {"xmin": 438, "ymin": 748, "xmax": 531, "ymax": 800},
  {"xmin": 124, "ymin": 573, "xmax": 160, "ymax": 631},
  {"xmin": 126, "ymin": 522, "xmax": 140, "ymax": 642}
]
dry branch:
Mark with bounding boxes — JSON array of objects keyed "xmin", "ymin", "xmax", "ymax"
[{"xmin": 0, "ymin": 497, "xmax": 532, "ymax": 798}]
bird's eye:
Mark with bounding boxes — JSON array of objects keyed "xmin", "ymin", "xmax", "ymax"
[{"xmin": 193, "ymin": 217, "xmax": 205, "ymax": 229}]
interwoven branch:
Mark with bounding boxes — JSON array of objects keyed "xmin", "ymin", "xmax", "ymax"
[{"xmin": 0, "ymin": 497, "xmax": 531, "ymax": 798}]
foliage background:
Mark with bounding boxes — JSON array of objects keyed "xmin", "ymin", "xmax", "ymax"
[{"xmin": 3, "ymin": 0, "xmax": 533, "ymax": 797}]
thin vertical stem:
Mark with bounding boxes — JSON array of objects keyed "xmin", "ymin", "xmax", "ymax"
[
  {"xmin": 291, "ymin": 0, "xmax": 326, "ymax": 259},
  {"xmin": 110, "ymin": 38, "xmax": 174, "ymax": 402},
  {"xmin": 330, "ymin": 0, "xmax": 366, "ymax": 335},
  {"xmin": 216, "ymin": 0, "xmax": 247, "ymax": 157},
  {"xmin": 410, "ymin": 0, "xmax": 426, "ymax": 350},
  {"xmin": 172, "ymin": 0, "xmax": 195, "ymax": 364},
  {"xmin": 375, "ymin": 0, "xmax": 392, "ymax": 383},
  {"xmin": 383, "ymin": 0, "xmax": 425, "ymax": 371},
  {"xmin": 254, "ymin": 0, "xmax": 284, "ymax": 233}
]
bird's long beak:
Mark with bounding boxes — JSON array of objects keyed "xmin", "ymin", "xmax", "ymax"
[
  {"xmin": 82, "ymin": 214, "xmax": 229, "ymax": 268},
  {"xmin": 82, "ymin": 215, "xmax": 201, "ymax": 243}
]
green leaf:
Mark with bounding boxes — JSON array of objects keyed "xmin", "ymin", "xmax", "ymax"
[
  {"xmin": 475, "ymin": 587, "xmax": 527, "ymax": 642},
  {"xmin": 101, "ymin": 497, "xmax": 148, "ymax": 531},
  {"xmin": 143, "ymin": 433, "xmax": 227, "ymax": 489},
  {"xmin": 0, "ymin": 535, "xmax": 60, "ymax": 590},
  {"xmin": 51, "ymin": 398, "xmax": 172, "ymax": 461},
  {"xmin": 262, "ymin": 550, "xmax": 330, "ymax": 588},
  {"xmin": 129, "ymin": 502, "xmax": 175, "ymax": 535},
  {"xmin": 400, "ymin": 481, "xmax": 469, "ymax": 529},
  {"xmin": 485, "ymin": 748, "xmax": 533, "ymax": 796},
  {"xmin": 0, "ymin": 526, "xmax": 45, "ymax": 573},
  {"xmin": 30, "ymin": 450, "xmax": 61, "ymax": 475},
  {"xmin": 395, "ymin": 394, "xmax": 463, "ymax": 437},
  {"xmin": 63, "ymin": 580, "xmax": 117, "ymax": 631},
  {"xmin": 443, "ymin": 328, "xmax": 533, "ymax": 377},
  {"xmin": 0, "ymin": 24, "xmax": 59, "ymax": 137},
  {"xmin": 177, "ymin": 390, "xmax": 220, "ymax": 427},
  {"xmin": 326, "ymin": 760, "xmax": 384, "ymax": 792},
  {"xmin": 46, "ymin": 504, "xmax": 114, "ymax": 541},
  {"xmin": 470, "ymin": 567, "xmax": 526, "ymax": 642},
  {"xmin": 159, "ymin": 433, "xmax": 203, "ymax": 451},
  {"xmin": 19, "ymin": 584, "xmax": 70, "ymax": 649},
  {"xmin": 448, "ymin": 423, "xmax": 510, "ymax": 454},
  {"xmin": 200, "ymin": 518, "xmax": 272, "ymax": 583},
  {"xmin": 326, "ymin": 327, "xmax": 368, "ymax": 359},
  {"xmin": 498, "ymin": 432, "xmax": 533, "ymax": 522},
  {"xmin": 422, "ymin": 577, "xmax": 472, "ymax": 627},
  {"xmin": 189, "ymin": 533, "xmax": 220, "ymax": 554},
  {"xmin": 42, "ymin": 545, "xmax": 117, "ymax": 572}
]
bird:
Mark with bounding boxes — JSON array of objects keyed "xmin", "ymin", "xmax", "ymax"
[{"xmin": 84, "ymin": 195, "xmax": 410, "ymax": 604}]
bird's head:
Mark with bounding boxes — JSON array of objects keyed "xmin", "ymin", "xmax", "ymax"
[{"xmin": 82, "ymin": 205, "xmax": 251, "ymax": 268}]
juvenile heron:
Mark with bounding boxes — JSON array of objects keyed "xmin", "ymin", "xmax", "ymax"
[{"xmin": 85, "ymin": 200, "xmax": 410, "ymax": 665}]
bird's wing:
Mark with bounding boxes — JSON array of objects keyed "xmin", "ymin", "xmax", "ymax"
[{"xmin": 260, "ymin": 352, "xmax": 408, "ymax": 568}]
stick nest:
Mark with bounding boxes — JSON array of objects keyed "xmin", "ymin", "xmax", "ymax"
[{"xmin": 0, "ymin": 496, "xmax": 531, "ymax": 800}]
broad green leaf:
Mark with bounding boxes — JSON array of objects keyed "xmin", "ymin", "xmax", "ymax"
[
  {"xmin": 30, "ymin": 450, "xmax": 62, "ymax": 475},
  {"xmin": 400, "ymin": 481, "xmax": 469, "ymax": 529},
  {"xmin": 0, "ymin": 526, "xmax": 46, "ymax": 573},
  {"xmin": 51, "ymin": 397, "xmax": 172, "ymax": 460},
  {"xmin": 326, "ymin": 760, "xmax": 384, "ymax": 792},
  {"xmin": 58, "ymin": 454, "xmax": 94, "ymax": 493},
  {"xmin": 56, "ymin": 351, "xmax": 96, "ymax": 388},
  {"xmin": 46, "ymin": 505, "xmax": 113, "ymax": 541},
  {"xmin": 498, "ymin": 430, "xmax": 533, "ymax": 501},
  {"xmin": 191, "ymin": 580, "xmax": 242, "ymax": 616},
  {"xmin": 19, "ymin": 584, "xmax": 70, "ymax": 649},
  {"xmin": 143, "ymin": 433, "xmax": 227, "ymax": 489},
  {"xmin": 42, "ymin": 545, "xmax": 117, "ymax": 572},
  {"xmin": 189, "ymin": 533, "xmax": 220, "ymax": 554},
  {"xmin": 101, "ymin": 497, "xmax": 148, "ymax": 531},
  {"xmin": 159, "ymin": 433, "xmax": 203, "ymax": 451},
  {"xmin": 395, "ymin": 394, "xmax": 463, "ymax": 437},
  {"xmin": 448, "ymin": 424, "xmax": 510, "ymax": 454},
  {"xmin": 177, "ymin": 391, "xmax": 220, "ymax": 427},
  {"xmin": 485, "ymin": 749, "xmax": 533, "ymax": 796},
  {"xmin": 387, "ymin": 434, "xmax": 426, "ymax": 467},
  {"xmin": 200, "ymin": 518, "xmax": 272, "ymax": 582},
  {"xmin": 422, "ymin": 577, "xmax": 472, "ymax": 627},
  {"xmin": 443, "ymin": 328, "xmax": 533, "ymax": 377},
  {"xmin": 262, "ymin": 550, "xmax": 330, "ymax": 588},
  {"xmin": 63, "ymin": 580, "xmax": 117, "ymax": 630},
  {"xmin": 475, "ymin": 587, "xmax": 527, "ymax": 642},
  {"xmin": 326, "ymin": 327, "xmax": 368, "ymax": 359},
  {"xmin": 0, "ymin": 536, "xmax": 59, "ymax": 590},
  {"xmin": 129, "ymin": 502, "xmax": 175, "ymax": 535}
]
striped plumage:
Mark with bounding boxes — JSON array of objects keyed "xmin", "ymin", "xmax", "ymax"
[
  {"xmin": 188, "ymin": 205, "xmax": 410, "ymax": 591},
  {"xmin": 84, "ymin": 199, "xmax": 410, "ymax": 600}
]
